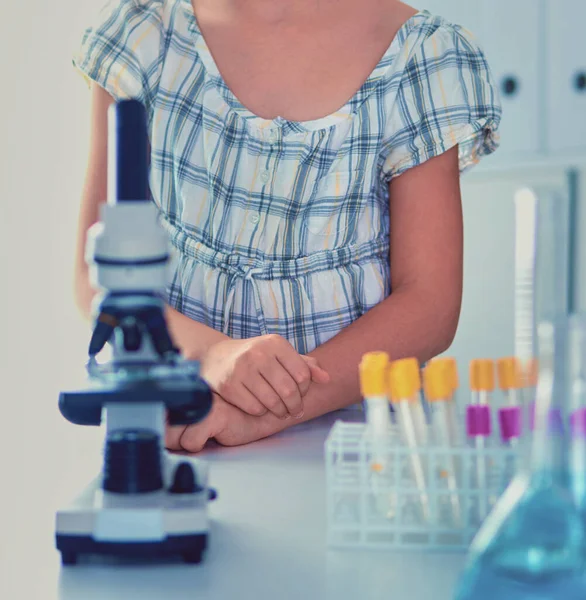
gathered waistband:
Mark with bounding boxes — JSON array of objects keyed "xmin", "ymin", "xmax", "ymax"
[{"xmin": 161, "ymin": 218, "xmax": 389, "ymax": 280}]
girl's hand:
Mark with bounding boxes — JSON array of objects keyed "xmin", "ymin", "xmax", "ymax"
[
  {"xmin": 165, "ymin": 393, "xmax": 265, "ymax": 452},
  {"xmin": 199, "ymin": 335, "xmax": 329, "ymax": 420}
]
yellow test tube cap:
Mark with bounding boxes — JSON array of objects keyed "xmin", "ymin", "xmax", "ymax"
[
  {"xmin": 388, "ymin": 358, "xmax": 421, "ymax": 402},
  {"xmin": 497, "ymin": 357, "xmax": 523, "ymax": 390},
  {"xmin": 470, "ymin": 359, "xmax": 495, "ymax": 391},
  {"xmin": 431, "ymin": 357, "xmax": 459, "ymax": 391},
  {"xmin": 424, "ymin": 362, "xmax": 452, "ymax": 401},
  {"xmin": 359, "ymin": 351, "xmax": 390, "ymax": 397}
]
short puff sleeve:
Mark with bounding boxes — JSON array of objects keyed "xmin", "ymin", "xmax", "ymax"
[
  {"xmin": 382, "ymin": 21, "xmax": 502, "ymax": 181},
  {"xmin": 72, "ymin": 0, "xmax": 163, "ymax": 115}
]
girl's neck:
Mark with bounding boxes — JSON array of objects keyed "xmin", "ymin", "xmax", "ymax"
[{"xmin": 193, "ymin": 0, "xmax": 405, "ymax": 26}]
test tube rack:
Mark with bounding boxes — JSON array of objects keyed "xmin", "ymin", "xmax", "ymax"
[{"xmin": 325, "ymin": 420, "xmax": 519, "ymax": 551}]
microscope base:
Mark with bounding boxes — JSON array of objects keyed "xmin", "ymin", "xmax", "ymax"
[
  {"xmin": 55, "ymin": 456, "xmax": 214, "ymax": 566},
  {"xmin": 56, "ymin": 532, "xmax": 207, "ymax": 565}
]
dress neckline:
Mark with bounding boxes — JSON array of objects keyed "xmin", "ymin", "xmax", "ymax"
[{"xmin": 181, "ymin": 0, "xmax": 430, "ymax": 133}]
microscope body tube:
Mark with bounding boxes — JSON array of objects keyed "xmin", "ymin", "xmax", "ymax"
[
  {"xmin": 108, "ymin": 100, "xmax": 149, "ymax": 203},
  {"xmin": 85, "ymin": 99, "xmax": 172, "ymax": 361}
]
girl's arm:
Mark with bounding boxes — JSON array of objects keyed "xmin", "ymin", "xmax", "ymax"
[
  {"xmin": 248, "ymin": 146, "xmax": 464, "ymax": 440},
  {"xmin": 75, "ymin": 84, "xmax": 230, "ymax": 357}
]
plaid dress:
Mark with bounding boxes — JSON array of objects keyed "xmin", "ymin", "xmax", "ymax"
[{"xmin": 74, "ymin": 0, "xmax": 502, "ymax": 354}]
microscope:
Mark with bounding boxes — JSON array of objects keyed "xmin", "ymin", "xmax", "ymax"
[{"xmin": 55, "ymin": 100, "xmax": 215, "ymax": 566}]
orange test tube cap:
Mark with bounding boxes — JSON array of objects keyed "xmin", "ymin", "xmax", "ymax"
[
  {"xmin": 470, "ymin": 359, "xmax": 495, "ymax": 392},
  {"xmin": 424, "ymin": 362, "xmax": 452, "ymax": 401},
  {"xmin": 497, "ymin": 357, "xmax": 523, "ymax": 390},
  {"xmin": 359, "ymin": 352, "xmax": 390, "ymax": 397},
  {"xmin": 431, "ymin": 357, "xmax": 459, "ymax": 392},
  {"xmin": 388, "ymin": 358, "xmax": 421, "ymax": 402}
]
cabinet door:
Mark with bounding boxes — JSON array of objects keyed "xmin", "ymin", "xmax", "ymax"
[
  {"xmin": 419, "ymin": 1, "xmax": 542, "ymax": 163},
  {"xmin": 546, "ymin": 0, "xmax": 586, "ymax": 155},
  {"xmin": 476, "ymin": 0, "xmax": 543, "ymax": 161}
]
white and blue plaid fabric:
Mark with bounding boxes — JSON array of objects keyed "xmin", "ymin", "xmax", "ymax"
[{"xmin": 74, "ymin": 0, "xmax": 502, "ymax": 354}]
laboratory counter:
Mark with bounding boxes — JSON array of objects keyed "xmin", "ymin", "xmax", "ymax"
[{"xmin": 0, "ymin": 407, "xmax": 466, "ymax": 600}]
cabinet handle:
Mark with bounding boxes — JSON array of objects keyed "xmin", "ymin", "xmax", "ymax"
[
  {"xmin": 501, "ymin": 76, "xmax": 520, "ymax": 97},
  {"xmin": 575, "ymin": 72, "xmax": 586, "ymax": 93}
]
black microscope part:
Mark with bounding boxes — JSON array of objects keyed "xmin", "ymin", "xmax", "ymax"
[
  {"xmin": 110, "ymin": 99, "xmax": 149, "ymax": 203},
  {"xmin": 59, "ymin": 378, "xmax": 213, "ymax": 427},
  {"xmin": 169, "ymin": 462, "xmax": 202, "ymax": 494},
  {"xmin": 103, "ymin": 429, "xmax": 163, "ymax": 494}
]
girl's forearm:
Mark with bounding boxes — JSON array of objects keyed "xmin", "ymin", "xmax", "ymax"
[
  {"xmin": 255, "ymin": 285, "xmax": 460, "ymax": 438},
  {"xmin": 164, "ymin": 306, "xmax": 228, "ymax": 359}
]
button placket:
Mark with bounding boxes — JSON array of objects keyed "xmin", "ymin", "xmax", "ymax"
[{"xmin": 268, "ymin": 129, "xmax": 279, "ymax": 144}]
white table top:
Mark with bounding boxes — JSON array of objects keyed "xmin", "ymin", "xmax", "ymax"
[{"xmin": 0, "ymin": 393, "xmax": 466, "ymax": 600}]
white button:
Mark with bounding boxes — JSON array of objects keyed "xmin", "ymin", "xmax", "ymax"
[
  {"xmin": 260, "ymin": 170, "xmax": 270, "ymax": 184},
  {"xmin": 249, "ymin": 213, "xmax": 260, "ymax": 224},
  {"xmin": 268, "ymin": 130, "xmax": 278, "ymax": 144}
]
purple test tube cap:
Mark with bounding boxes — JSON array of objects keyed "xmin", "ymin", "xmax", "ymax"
[
  {"xmin": 498, "ymin": 406, "xmax": 522, "ymax": 442},
  {"xmin": 530, "ymin": 404, "xmax": 564, "ymax": 434},
  {"xmin": 466, "ymin": 405, "xmax": 492, "ymax": 437},
  {"xmin": 570, "ymin": 408, "xmax": 586, "ymax": 438}
]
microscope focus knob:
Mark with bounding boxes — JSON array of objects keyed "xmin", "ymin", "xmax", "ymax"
[
  {"xmin": 103, "ymin": 429, "xmax": 163, "ymax": 494},
  {"xmin": 169, "ymin": 462, "xmax": 203, "ymax": 494}
]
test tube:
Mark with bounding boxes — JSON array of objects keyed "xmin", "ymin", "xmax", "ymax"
[
  {"xmin": 468, "ymin": 360, "xmax": 494, "ymax": 521},
  {"xmin": 389, "ymin": 358, "xmax": 430, "ymax": 522},
  {"xmin": 424, "ymin": 361, "xmax": 462, "ymax": 525},
  {"xmin": 498, "ymin": 406, "xmax": 522, "ymax": 490},
  {"xmin": 466, "ymin": 404, "xmax": 492, "ymax": 521},
  {"xmin": 359, "ymin": 352, "xmax": 393, "ymax": 474},
  {"xmin": 497, "ymin": 357, "xmax": 523, "ymax": 409},
  {"xmin": 470, "ymin": 359, "xmax": 495, "ymax": 407},
  {"xmin": 430, "ymin": 356, "xmax": 461, "ymax": 443},
  {"xmin": 399, "ymin": 360, "xmax": 427, "ymax": 445},
  {"xmin": 496, "ymin": 356, "xmax": 525, "ymax": 485}
]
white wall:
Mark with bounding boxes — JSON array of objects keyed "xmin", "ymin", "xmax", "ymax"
[{"xmin": 0, "ymin": 2, "xmax": 101, "ymax": 482}]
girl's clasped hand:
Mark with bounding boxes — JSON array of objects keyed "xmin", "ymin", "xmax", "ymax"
[{"xmin": 167, "ymin": 335, "xmax": 330, "ymax": 452}]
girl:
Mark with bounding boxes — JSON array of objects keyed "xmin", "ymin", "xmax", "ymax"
[{"xmin": 73, "ymin": 0, "xmax": 501, "ymax": 452}]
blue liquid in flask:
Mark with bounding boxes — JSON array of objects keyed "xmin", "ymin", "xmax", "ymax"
[{"xmin": 454, "ymin": 320, "xmax": 586, "ymax": 600}]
